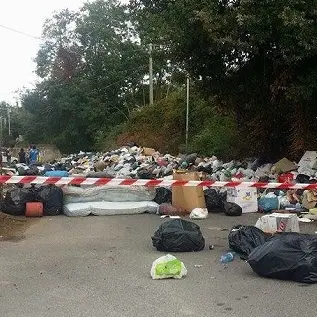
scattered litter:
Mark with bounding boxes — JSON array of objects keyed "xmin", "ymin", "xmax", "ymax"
[
  {"xmin": 194, "ymin": 265, "xmax": 202, "ymax": 268},
  {"xmin": 189, "ymin": 208, "xmax": 208, "ymax": 219},
  {"xmin": 160, "ymin": 215, "xmax": 181, "ymax": 219},
  {"xmin": 158, "ymin": 203, "xmax": 186, "ymax": 216},
  {"xmin": 255, "ymin": 213, "xmax": 299, "ymax": 233},
  {"xmin": 220, "ymin": 252, "xmax": 235, "ymax": 264},
  {"xmin": 150, "ymin": 254, "xmax": 187, "ymax": 279},
  {"xmin": 298, "ymin": 218, "xmax": 313, "ymax": 223},
  {"xmin": 209, "ymin": 245, "xmax": 214, "ymax": 250}
]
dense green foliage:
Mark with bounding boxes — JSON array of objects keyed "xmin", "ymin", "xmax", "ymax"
[
  {"xmin": 130, "ymin": 0, "xmax": 317, "ymax": 158},
  {"xmin": 1, "ymin": 0, "xmax": 317, "ymax": 157}
]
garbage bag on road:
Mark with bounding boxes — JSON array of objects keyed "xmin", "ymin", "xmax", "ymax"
[
  {"xmin": 150, "ymin": 254, "xmax": 187, "ymax": 279},
  {"xmin": 258, "ymin": 193, "xmax": 279, "ymax": 213},
  {"xmin": 189, "ymin": 208, "xmax": 208, "ymax": 219},
  {"xmin": 36, "ymin": 185, "xmax": 63, "ymax": 216},
  {"xmin": 248, "ymin": 233, "xmax": 317, "ymax": 283},
  {"xmin": 224, "ymin": 202, "xmax": 242, "ymax": 216},
  {"xmin": 204, "ymin": 189, "xmax": 224, "ymax": 213},
  {"xmin": 228, "ymin": 225, "xmax": 268, "ymax": 259},
  {"xmin": 158, "ymin": 203, "xmax": 186, "ymax": 216},
  {"xmin": 2, "ymin": 187, "xmax": 36, "ymax": 216},
  {"xmin": 152, "ymin": 219, "xmax": 205, "ymax": 252},
  {"xmin": 153, "ymin": 187, "xmax": 172, "ymax": 205}
]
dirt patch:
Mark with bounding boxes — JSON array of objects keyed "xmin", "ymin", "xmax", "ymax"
[{"xmin": 0, "ymin": 212, "xmax": 38, "ymax": 242}]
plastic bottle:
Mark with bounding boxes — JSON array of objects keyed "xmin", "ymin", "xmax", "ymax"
[{"xmin": 220, "ymin": 252, "xmax": 234, "ymax": 264}]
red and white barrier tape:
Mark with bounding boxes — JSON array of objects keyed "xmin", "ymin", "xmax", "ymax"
[{"xmin": 0, "ymin": 176, "xmax": 316, "ymax": 189}]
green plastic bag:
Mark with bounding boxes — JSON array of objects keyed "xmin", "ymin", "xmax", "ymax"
[{"xmin": 151, "ymin": 254, "xmax": 187, "ymax": 279}]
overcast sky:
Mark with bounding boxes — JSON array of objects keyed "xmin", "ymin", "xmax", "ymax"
[{"xmin": 0, "ymin": 0, "xmax": 86, "ymax": 104}]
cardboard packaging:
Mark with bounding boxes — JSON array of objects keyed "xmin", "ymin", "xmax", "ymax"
[
  {"xmin": 274, "ymin": 158, "xmax": 297, "ymax": 173},
  {"xmin": 227, "ymin": 188, "xmax": 258, "ymax": 213},
  {"xmin": 255, "ymin": 213, "xmax": 300, "ymax": 234},
  {"xmin": 172, "ymin": 171, "xmax": 206, "ymax": 212}
]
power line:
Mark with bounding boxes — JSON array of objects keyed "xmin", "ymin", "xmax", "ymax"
[{"xmin": 0, "ymin": 23, "xmax": 41, "ymax": 40}]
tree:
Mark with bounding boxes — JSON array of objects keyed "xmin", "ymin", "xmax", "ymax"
[
  {"xmin": 22, "ymin": 0, "xmax": 151, "ymax": 153},
  {"xmin": 130, "ymin": 0, "xmax": 317, "ymax": 158}
]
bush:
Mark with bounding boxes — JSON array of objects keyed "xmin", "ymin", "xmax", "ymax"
[
  {"xmin": 95, "ymin": 89, "xmax": 238, "ymax": 158},
  {"xmin": 188, "ymin": 112, "xmax": 238, "ymax": 158}
]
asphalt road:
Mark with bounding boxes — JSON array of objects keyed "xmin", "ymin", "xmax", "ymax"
[{"xmin": 1, "ymin": 213, "xmax": 317, "ymax": 317}]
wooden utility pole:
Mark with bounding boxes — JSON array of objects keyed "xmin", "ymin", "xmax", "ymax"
[{"xmin": 149, "ymin": 43, "xmax": 154, "ymax": 105}]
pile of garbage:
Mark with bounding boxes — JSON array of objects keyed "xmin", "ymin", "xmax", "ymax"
[
  {"xmin": 2, "ymin": 147, "xmax": 317, "ymax": 218},
  {"xmin": 4, "ymin": 145, "xmax": 317, "ymax": 183}
]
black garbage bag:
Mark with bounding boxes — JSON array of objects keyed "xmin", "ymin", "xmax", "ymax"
[
  {"xmin": 137, "ymin": 169, "xmax": 153, "ymax": 179},
  {"xmin": 152, "ymin": 219, "xmax": 205, "ymax": 252},
  {"xmin": 204, "ymin": 189, "xmax": 224, "ymax": 212},
  {"xmin": 154, "ymin": 187, "xmax": 172, "ymax": 204},
  {"xmin": 248, "ymin": 233, "xmax": 317, "ymax": 283},
  {"xmin": 296, "ymin": 174, "xmax": 310, "ymax": 184},
  {"xmin": 197, "ymin": 164, "xmax": 213, "ymax": 174},
  {"xmin": 17, "ymin": 166, "xmax": 27, "ymax": 176},
  {"xmin": 219, "ymin": 191, "xmax": 227, "ymax": 202},
  {"xmin": 86, "ymin": 171, "xmax": 115, "ymax": 178},
  {"xmin": 2, "ymin": 187, "xmax": 36, "ymax": 216},
  {"xmin": 35, "ymin": 185, "xmax": 63, "ymax": 216},
  {"xmin": 185, "ymin": 153, "xmax": 197, "ymax": 164},
  {"xmin": 228, "ymin": 225, "xmax": 268, "ymax": 259},
  {"xmin": 224, "ymin": 202, "xmax": 242, "ymax": 216},
  {"xmin": 54, "ymin": 163, "xmax": 67, "ymax": 171},
  {"xmin": 25, "ymin": 166, "xmax": 40, "ymax": 176}
]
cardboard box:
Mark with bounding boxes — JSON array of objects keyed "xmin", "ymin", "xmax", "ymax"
[
  {"xmin": 227, "ymin": 188, "xmax": 258, "ymax": 213},
  {"xmin": 255, "ymin": 213, "xmax": 299, "ymax": 234},
  {"xmin": 172, "ymin": 171, "xmax": 206, "ymax": 212},
  {"xmin": 274, "ymin": 158, "xmax": 297, "ymax": 173}
]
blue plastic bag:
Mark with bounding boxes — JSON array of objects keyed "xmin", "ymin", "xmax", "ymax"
[
  {"xmin": 258, "ymin": 196, "xmax": 279, "ymax": 212},
  {"xmin": 44, "ymin": 170, "xmax": 69, "ymax": 177}
]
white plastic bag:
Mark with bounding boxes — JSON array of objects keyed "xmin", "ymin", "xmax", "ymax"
[
  {"xmin": 146, "ymin": 201, "xmax": 160, "ymax": 214},
  {"xmin": 189, "ymin": 208, "xmax": 208, "ymax": 219},
  {"xmin": 150, "ymin": 254, "xmax": 187, "ymax": 280}
]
